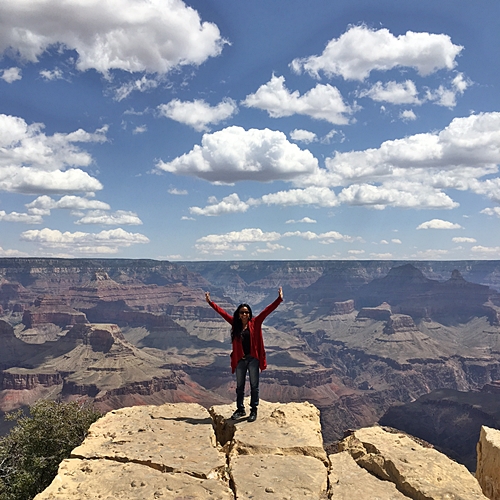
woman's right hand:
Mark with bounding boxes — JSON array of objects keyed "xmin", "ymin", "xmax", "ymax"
[{"xmin": 205, "ymin": 291, "xmax": 211, "ymax": 303}]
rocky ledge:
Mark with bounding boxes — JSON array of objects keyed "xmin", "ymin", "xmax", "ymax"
[{"xmin": 34, "ymin": 400, "xmax": 499, "ymax": 500}]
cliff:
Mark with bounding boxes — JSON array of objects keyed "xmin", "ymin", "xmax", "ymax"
[{"xmin": 34, "ymin": 400, "xmax": 492, "ymax": 500}]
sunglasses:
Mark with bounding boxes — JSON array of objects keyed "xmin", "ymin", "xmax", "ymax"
[{"xmin": 239, "ymin": 310, "xmax": 250, "ymax": 315}]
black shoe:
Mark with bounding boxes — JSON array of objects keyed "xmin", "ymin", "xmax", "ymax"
[
  {"xmin": 231, "ymin": 409, "xmax": 246, "ymax": 420},
  {"xmin": 248, "ymin": 409, "xmax": 257, "ymax": 422}
]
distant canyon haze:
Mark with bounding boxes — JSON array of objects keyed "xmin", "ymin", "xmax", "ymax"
[{"xmin": 1, "ymin": 258, "xmax": 500, "ymax": 469}]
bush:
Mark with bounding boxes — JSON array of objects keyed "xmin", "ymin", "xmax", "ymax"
[{"xmin": 0, "ymin": 400, "xmax": 101, "ymax": 500}]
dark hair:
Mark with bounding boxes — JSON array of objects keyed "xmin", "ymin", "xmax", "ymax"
[{"xmin": 231, "ymin": 303, "xmax": 252, "ymax": 341}]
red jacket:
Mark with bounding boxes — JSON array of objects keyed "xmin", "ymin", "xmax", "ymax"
[{"xmin": 208, "ymin": 296, "xmax": 283, "ymax": 373}]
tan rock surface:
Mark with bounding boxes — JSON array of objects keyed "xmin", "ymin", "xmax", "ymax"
[
  {"xmin": 339, "ymin": 426, "xmax": 487, "ymax": 500},
  {"xmin": 477, "ymin": 425, "xmax": 500, "ymax": 500},
  {"xmin": 72, "ymin": 403, "xmax": 226, "ymax": 479},
  {"xmin": 231, "ymin": 455, "xmax": 327, "ymax": 499},
  {"xmin": 210, "ymin": 399, "xmax": 327, "ymax": 463},
  {"xmin": 35, "ymin": 459, "xmax": 234, "ymax": 500},
  {"xmin": 34, "ymin": 458, "xmax": 233, "ymax": 500},
  {"xmin": 329, "ymin": 451, "xmax": 408, "ymax": 499}
]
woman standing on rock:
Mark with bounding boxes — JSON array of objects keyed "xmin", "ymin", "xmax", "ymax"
[{"xmin": 205, "ymin": 287, "xmax": 283, "ymax": 422}]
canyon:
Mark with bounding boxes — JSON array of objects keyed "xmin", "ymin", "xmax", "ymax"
[{"xmin": 1, "ymin": 257, "xmax": 500, "ymax": 469}]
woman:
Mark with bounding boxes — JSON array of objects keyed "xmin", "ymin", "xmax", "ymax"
[{"xmin": 205, "ymin": 287, "xmax": 283, "ymax": 422}]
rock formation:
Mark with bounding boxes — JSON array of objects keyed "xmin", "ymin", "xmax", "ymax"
[
  {"xmin": 477, "ymin": 426, "xmax": 500, "ymax": 500},
  {"xmin": 34, "ymin": 401, "xmax": 491, "ymax": 499}
]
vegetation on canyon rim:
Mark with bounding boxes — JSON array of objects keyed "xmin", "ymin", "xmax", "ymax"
[{"xmin": 0, "ymin": 400, "xmax": 101, "ymax": 500}]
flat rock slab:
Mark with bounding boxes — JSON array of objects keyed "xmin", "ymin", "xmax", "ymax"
[
  {"xmin": 34, "ymin": 458, "xmax": 233, "ymax": 500},
  {"xmin": 476, "ymin": 425, "xmax": 500, "ymax": 500},
  {"xmin": 71, "ymin": 403, "xmax": 225, "ymax": 479},
  {"xmin": 329, "ymin": 452, "xmax": 408, "ymax": 499},
  {"xmin": 231, "ymin": 455, "xmax": 328, "ymax": 499},
  {"xmin": 340, "ymin": 426, "xmax": 487, "ymax": 500},
  {"xmin": 210, "ymin": 400, "xmax": 327, "ymax": 463}
]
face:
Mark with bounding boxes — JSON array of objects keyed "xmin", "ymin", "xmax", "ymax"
[{"xmin": 239, "ymin": 307, "xmax": 250, "ymax": 319}]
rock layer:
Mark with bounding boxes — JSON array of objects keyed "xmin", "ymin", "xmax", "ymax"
[{"xmin": 477, "ymin": 426, "xmax": 500, "ymax": 500}]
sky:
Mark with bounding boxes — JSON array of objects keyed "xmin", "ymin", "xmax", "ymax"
[{"xmin": 1, "ymin": 0, "xmax": 500, "ymax": 261}]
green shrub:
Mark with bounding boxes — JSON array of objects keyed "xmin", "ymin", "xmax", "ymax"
[{"xmin": 0, "ymin": 400, "xmax": 101, "ymax": 500}]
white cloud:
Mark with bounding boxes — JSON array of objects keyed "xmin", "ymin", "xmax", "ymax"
[
  {"xmin": 0, "ymin": 210, "xmax": 42, "ymax": 223},
  {"xmin": 0, "ymin": 0, "xmax": 225, "ymax": 75},
  {"xmin": 471, "ymin": 245, "xmax": 500, "ymax": 255},
  {"xmin": 392, "ymin": 239, "xmax": 402, "ymax": 244},
  {"xmin": 26, "ymin": 195, "xmax": 110, "ymax": 215},
  {"xmin": 416, "ymin": 219, "xmax": 462, "ymax": 230},
  {"xmin": 400, "ymin": 109, "xmax": 417, "ymax": 121},
  {"xmin": 348, "ymin": 249, "xmax": 365, "ymax": 255},
  {"xmin": 169, "ymin": 188, "xmax": 188, "ymax": 195},
  {"xmin": 158, "ymin": 98, "xmax": 237, "ymax": 132},
  {"xmin": 254, "ymin": 243, "xmax": 286, "ymax": 254},
  {"xmin": 369, "ymin": 252, "xmax": 393, "ymax": 259},
  {"xmin": 290, "ymin": 25, "xmax": 462, "ymax": 81},
  {"xmin": 189, "ymin": 193, "xmax": 249, "ymax": 216},
  {"xmin": 114, "ymin": 76, "xmax": 159, "ymax": 101},
  {"xmin": 1, "ymin": 67, "xmax": 21, "ymax": 83},
  {"xmin": 75, "ymin": 210, "xmax": 142, "ymax": 225},
  {"xmin": 257, "ymin": 187, "xmax": 338, "ymax": 208},
  {"xmin": 285, "ymin": 217, "xmax": 317, "ymax": 224},
  {"xmin": 0, "ymin": 114, "xmax": 106, "ymax": 195},
  {"xmin": 133, "ymin": 125, "xmax": 147, "ymax": 135},
  {"xmin": 359, "ymin": 80, "xmax": 421, "ymax": 105},
  {"xmin": 20, "ymin": 227, "xmax": 149, "ymax": 254},
  {"xmin": 338, "ymin": 183, "xmax": 457, "ymax": 209},
  {"xmin": 452, "ymin": 237, "xmax": 476, "ymax": 243},
  {"xmin": 195, "ymin": 228, "xmax": 280, "ymax": 254},
  {"xmin": 39, "ymin": 68, "xmax": 63, "ymax": 81},
  {"xmin": 481, "ymin": 207, "xmax": 500, "ymax": 217},
  {"xmin": 380, "ymin": 239, "xmax": 389, "ymax": 244},
  {"xmin": 283, "ymin": 230, "xmax": 356, "ymax": 243},
  {"xmin": 243, "ymin": 75, "xmax": 354, "ymax": 125},
  {"xmin": 425, "ymin": 73, "xmax": 471, "ymax": 108},
  {"xmin": 157, "ymin": 126, "xmax": 318, "ymax": 183},
  {"xmin": 290, "ymin": 129, "xmax": 317, "ymax": 144},
  {"xmin": 0, "ymin": 246, "xmax": 27, "ymax": 256}
]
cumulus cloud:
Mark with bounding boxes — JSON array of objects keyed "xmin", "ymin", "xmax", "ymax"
[
  {"xmin": 132, "ymin": 125, "xmax": 147, "ymax": 135},
  {"xmin": 189, "ymin": 193, "xmax": 249, "ymax": 216},
  {"xmin": 1, "ymin": 67, "xmax": 21, "ymax": 82},
  {"xmin": 0, "ymin": 246, "xmax": 27, "ymax": 256},
  {"xmin": 290, "ymin": 129, "xmax": 318, "ymax": 144},
  {"xmin": 0, "ymin": 114, "xmax": 106, "ymax": 195},
  {"xmin": 358, "ymin": 80, "xmax": 421, "ymax": 105},
  {"xmin": 481, "ymin": 207, "xmax": 500, "ymax": 217},
  {"xmin": 452, "ymin": 236, "xmax": 476, "ymax": 243},
  {"xmin": 20, "ymin": 227, "xmax": 149, "ymax": 254},
  {"xmin": 258, "ymin": 187, "xmax": 338, "ymax": 207},
  {"xmin": 285, "ymin": 217, "xmax": 317, "ymax": 224},
  {"xmin": 370, "ymin": 252, "xmax": 393, "ymax": 259},
  {"xmin": 158, "ymin": 98, "xmax": 237, "ymax": 132},
  {"xmin": 113, "ymin": 76, "xmax": 159, "ymax": 101},
  {"xmin": 75, "ymin": 210, "xmax": 142, "ymax": 225},
  {"xmin": 0, "ymin": 0, "xmax": 225, "ymax": 75},
  {"xmin": 39, "ymin": 68, "xmax": 64, "ymax": 81},
  {"xmin": 26, "ymin": 195, "xmax": 110, "ymax": 215},
  {"xmin": 303, "ymin": 112, "xmax": 500, "ymax": 209},
  {"xmin": 243, "ymin": 75, "xmax": 354, "ymax": 124},
  {"xmin": 168, "ymin": 188, "xmax": 188, "ymax": 195},
  {"xmin": 471, "ymin": 245, "xmax": 500, "ymax": 255},
  {"xmin": 194, "ymin": 226, "xmax": 357, "ymax": 254},
  {"xmin": 157, "ymin": 126, "xmax": 318, "ymax": 183},
  {"xmin": 254, "ymin": 242, "xmax": 287, "ymax": 254},
  {"xmin": 195, "ymin": 228, "xmax": 280, "ymax": 253},
  {"xmin": 425, "ymin": 73, "xmax": 471, "ymax": 108},
  {"xmin": 400, "ymin": 109, "xmax": 417, "ymax": 121},
  {"xmin": 416, "ymin": 219, "xmax": 462, "ymax": 229},
  {"xmin": 0, "ymin": 210, "xmax": 42, "ymax": 223},
  {"xmin": 392, "ymin": 239, "xmax": 402, "ymax": 244},
  {"xmin": 290, "ymin": 25, "xmax": 462, "ymax": 81}
]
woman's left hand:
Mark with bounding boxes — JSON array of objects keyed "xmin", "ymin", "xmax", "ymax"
[{"xmin": 278, "ymin": 287, "xmax": 283, "ymax": 299}]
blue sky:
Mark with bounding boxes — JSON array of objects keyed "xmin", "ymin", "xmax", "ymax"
[{"xmin": 1, "ymin": 0, "xmax": 500, "ymax": 260}]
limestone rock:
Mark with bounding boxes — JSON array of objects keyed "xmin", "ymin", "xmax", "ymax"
[
  {"xmin": 329, "ymin": 451, "xmax": 407, "ymax": 499},
  {"xmin": 34, "ymin": 458, "xmax": 233, "ymax": 500},
  {"xmin": 231, "ymin": 455, "xmax": 327, "ymax": 499},
  {"xmin": 71, "ymin": 403, "xmax": 225, "ymax": 479},
  {"xmin": 210, "ymin": 399, "xmax": 327, "ymax": 463},
  {"xmin": 476, "ymin": 425, "xmax": 500, "ymax": 500},
  {"xmin": 339, "ymin": 426, "xmax": 487, "ymax": 500}
]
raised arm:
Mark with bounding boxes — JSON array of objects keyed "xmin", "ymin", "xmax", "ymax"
[{"xmin": 205, "ymin": 291, "xmax": 233, "ymax": 324}]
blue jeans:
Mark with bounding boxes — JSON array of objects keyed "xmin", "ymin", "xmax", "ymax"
[{"xmin": 235, "ymin": 356, "xmax": 259, "ymax": 411}]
